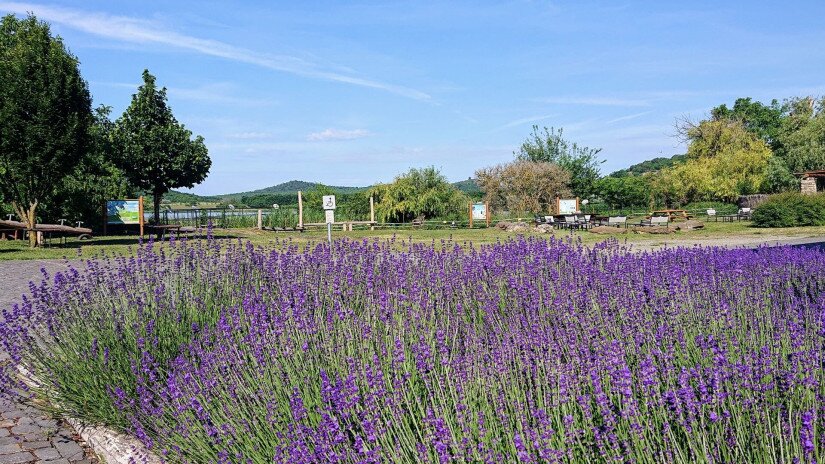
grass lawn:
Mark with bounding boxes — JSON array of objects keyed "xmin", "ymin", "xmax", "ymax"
[{"xmin": 2, "ymin": 220, "xmax": 825, "ymax": 260}]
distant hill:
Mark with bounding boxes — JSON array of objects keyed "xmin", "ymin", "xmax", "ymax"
[
  {"xmin": 167, "ymin": 178, "xmax": 482, "ymax": 206},
  {"xmin": 162, "ymin": 190, "xmax": 221, "ymax": 204},
  {"xmin": 223, "ymin": 180, "xmax": 365, "ymax": 199},
  {"xmin": 452, "ymin": 178, "xmax": 481, "ymax": 195},
  {"xmin": 609, "ymin": 154, "xmax": 686, "ymax": 177}
]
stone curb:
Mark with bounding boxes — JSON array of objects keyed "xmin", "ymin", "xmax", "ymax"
[{"xmin": 14, "ymin": 365, "xmax": 161, "ymax": 464}]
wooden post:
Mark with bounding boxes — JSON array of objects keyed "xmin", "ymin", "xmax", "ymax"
[
  {"xmin": 369, "ymin": 195, "xmax": 375, "ymax": 230},
  {"xmin": 138, "ymin": 196, "xmax": 144, "ymax": 238},
  {"xmin": 576, "ymin": 197, "xmax": 580, "ymax": 213},
  {"xmin": 555, "ymin": 196, "xmax": 560, "ymax": 215},
  {"xmin": 485, "ymin": 201, "xmax": 490, "ymax": 228},
  {"xmin": 298, "ymin": 191, "xmax": 304, "ymax": 229},
  {"xmin": 257, "ymin": 209, "xmax": 263, "ymax": 229},
  {"xmin": 468, "ymin": 203, "xmax": 473, "ymax": 229},
  {"xmin": 102, "ymin": 201, "xmax": 108, "ymax": 236}
]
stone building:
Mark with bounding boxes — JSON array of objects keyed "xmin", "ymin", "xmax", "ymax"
[{"xmin": 798, "ymin": 170, "xmax": 825, "ymax": 194}]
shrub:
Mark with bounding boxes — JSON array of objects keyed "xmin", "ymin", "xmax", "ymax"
[{"xmin": 752, "ymin": 192, "xmax": 825, "ymax": 227}]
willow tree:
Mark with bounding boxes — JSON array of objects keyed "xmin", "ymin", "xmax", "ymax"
[
  {"xmin": 113, "ymin": 70, "xmax": 211, "ymax": 224},
  {"xmin": 0, "ymin": 14, "xmax": 93, "ymax": 247}
]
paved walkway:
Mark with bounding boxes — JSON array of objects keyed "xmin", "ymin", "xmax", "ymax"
[{"xmin": 0, "ymin": 260, "xmax": 97, "ymax": 464}]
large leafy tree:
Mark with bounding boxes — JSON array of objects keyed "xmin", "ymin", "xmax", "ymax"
[
  {"xmin": 0, "ymin": 14, "xmax": 93, "ymax": 246},
  {"xmin": 777, "ymin": 97, "xmax": 825, "ymax": 174},
  {"xmin": 711, "ymin": 97, "xmax": 784, "ymax": 149},
  {"xmin": 371, "ymin": 167, "xmax": 468, "ymax": 222},
  {"xmin": 655, "ymin": 120, "xmax": 772, "ymax": 203},
  {"xmin": 515, "ymin": 125, "xmax": 603, "ymax": 198},
  {"xmin": 53, "ymin": 106, "xmax": 134, "ymax": 226},
  {"xmin": 113, "ymin": 70, "xmax": 211, "ymax": 223},
  {"xmin": 475, "ymin": 160, "xmax": 570, "ymax": 214}
]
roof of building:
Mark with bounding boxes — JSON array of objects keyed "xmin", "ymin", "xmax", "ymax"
[{"xmin": 797, "ymin": 170, "xmax": 825, "ymax": 178}]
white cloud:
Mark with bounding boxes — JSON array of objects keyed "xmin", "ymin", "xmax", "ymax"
[
  {"xmin": 0, "ymin": 2, "xmax": 432, "ymax": 101},
  {"xmin": 497, "ymin": 114, "xmax": 556, "ymax": 130},
  {"xmin": 605, "ymin": 111, "xmax": 653, "ymax": 124},
  {"xmin": 307, "ymin": 128, "xmax": 372, "ymax": 142}
]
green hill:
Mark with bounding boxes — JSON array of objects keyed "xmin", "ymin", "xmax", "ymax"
[
  {"xmin": 609, "ymin": 154, "xmax": 686, "ymax": 177},
  {"xmin": 167, "ymin": 178, "xmax": 480, "ymax": 206},
  {"xmin": 452, "ymin": 178, "xmax": 481, "ymax": 195},
  {"xmin": 223, "ymin": 180, "xmax": 365, "ymax": 199}
]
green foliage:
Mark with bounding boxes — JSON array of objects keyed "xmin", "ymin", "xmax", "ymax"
[
  {"xmin": 113, "ymin": 70, "xmax": 211, "ymax": 223},
  {"xmin": 373, "ymin": 167, "xmax": 468, "ymax": 222},
  {"xmin": 0, "ymin": 14, "xmax": 93, "ymax": 244},
  {"xmin": 609, "ymin": 154, "xmax": 686, "ymax": 177},
  {"xmin": 711, "ymin": 97, "xmax": 784, "ymax": 148},
  {"xmin": 515, "ymin": 125, "xmax": 603, "ymax": 198},
  {"xmin": 596, "ymin": 176, "xmax": 651, "ymax": 208},
  {"xmin": 48, "ymin": 106, "xmax": 134, "ymax": 227},
  {"xmin": 240, "ymin": 193, "xmax": 298, "ymax": 209},
  {"xmin": 762, "ymin": 156, "xmax": 799, "ymax": 193},
  {"xmin": 164, "ymin": 190, "xmax": 221, "ymax": 205},
  {"xmin": 654, "ymin": 120, "xmax": 772, "ymax": 203},
  {"xmin": 752, "ymin": 192, "xmax": 825, "ymax": 227},
  {"xmin": 777, "ymin": 97, "xmax": 825, "ymax": 174}
]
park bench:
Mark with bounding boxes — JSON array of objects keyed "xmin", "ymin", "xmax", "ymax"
[
  {"xmin": 598, "ymin": 216, "xmax": 627, "ymax": 228},
  {"xmin": 638, "ymin": 216, "xmax": 670, "ymax": 228}
]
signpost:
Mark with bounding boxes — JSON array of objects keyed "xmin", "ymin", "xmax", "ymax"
[
  {"xmin": 322, "ymin": 195, "xmax": 336, "ymax": 246},
  {"xmin": 104, "ymin": 197, "xmax": 144, "ymax": 236},
  {"xmin": 469, "ymin": 202, "xmax": 490, "ymax": 228},
  {"xmin": 556, "ymin": 197, "xmax": 580, "ymax": 215}
]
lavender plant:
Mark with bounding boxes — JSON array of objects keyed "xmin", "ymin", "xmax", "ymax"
[{"xmin": 1, "ymin": 235, "xmax": 824, "ymax": 463}]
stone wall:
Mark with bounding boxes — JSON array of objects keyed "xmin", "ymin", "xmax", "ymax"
[{"xmin": 801, "ymin": 177, "xmax": 818, "ymax": 194}]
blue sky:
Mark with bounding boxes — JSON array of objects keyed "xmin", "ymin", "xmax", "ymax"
[{"xmin": 3, "ymin": 1, "xmax": 825, "ymax": 195}]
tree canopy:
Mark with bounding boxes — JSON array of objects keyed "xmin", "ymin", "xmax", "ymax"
[
  {"xmin": 113, "ymin": 70, "xmax": 211, "ymax": 223},
  {"xmin": 777, "ymin": 97, "xmax": 825, "ymax": 174},
  {"xmin": 476, "ymin": 160, "xmax": 571, "ymax": 214},
  {"xmin": 515, "ymin": 125, "xmax": 603, "ymax": 198},
  {"xmin": 655, "ymin": 120, "xmax": 772, "ymax": 203},
  {"xmin": 371, "ymin": 167, "xmax": 468, "ymax": 222},
  {"xmin": 0, "ymin": 14, "xmax": 93, "ymax": 246}
]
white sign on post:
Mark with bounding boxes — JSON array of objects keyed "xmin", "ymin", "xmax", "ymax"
[
  {"xmin": 325, "ymin": 210, "xmax": 335, "ymax": 224},
  {"xmin": 322, "ymin": 195, "xmax": 337, "ymax": 210}
]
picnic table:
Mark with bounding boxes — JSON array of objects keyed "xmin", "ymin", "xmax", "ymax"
[
  {"xmin": 651, "ymin": 209, "xmax": 692, "ymax": 221},
  {"xmin": 145, "ymin": 224, "xmax": 182, "ymax": 238}
]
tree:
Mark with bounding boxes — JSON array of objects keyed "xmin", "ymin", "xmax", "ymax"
[
  {"xmin": 371, "ymin": 167, "xmax": 468, "ymax": 222},
  {"xmin": 777, "ymin": 97, "xmax": 825, "ymax": 174},
  {"xmin": 0, "ymin": 14, "xmax": 93, "ymax": 246},
  {"xmin": 596, "ymin": 175, "xmax": 651, "ymax": 209},
  {"xmin": 515, "ymin": 125, "xmax": 603, "ymax": 198},
  {"xmin": 475, "ymin": 160, "xmax": 571, "ymax": 214},
  {"xmin": 52, "ymin": 106, "xmax": 134, "ymax": 226},
  {"xmin": 711, "ymin": 97, "xmax": 784, "ymax": 149},
  {"xmin": 654, "ymin": 120, "xmax": 772, "ymax": 203},
  {"xmin": 113, "ymin": 70, "xmax": 210, "ymax": 223}
]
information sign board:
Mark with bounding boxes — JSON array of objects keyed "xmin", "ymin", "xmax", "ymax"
[{"xmin": 107, "ymin": 200, "xmax": 141, "ymax": 224}]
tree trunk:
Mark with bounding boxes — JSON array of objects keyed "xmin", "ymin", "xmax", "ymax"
[
  {"xmin": 153, "ymin": 191, "xmax": 162, "ymax": 225},
  {"xmin": 11, "ymin": 200, "xmax": 39, "ymax": 248}
]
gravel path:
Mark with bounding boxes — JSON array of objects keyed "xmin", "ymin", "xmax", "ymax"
[{"xmin": 0, "ymin": 260, "xmax": 98, "ymax": 464}]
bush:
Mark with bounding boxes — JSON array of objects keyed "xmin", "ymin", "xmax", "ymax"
[{"xmin": 752, "ymin": 192, "xmax": 825, "ymax": 227}]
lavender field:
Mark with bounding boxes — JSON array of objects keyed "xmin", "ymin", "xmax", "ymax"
[{"xmin": 1, "ymin": 235, "xmax": 824, "ymax": 463}]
